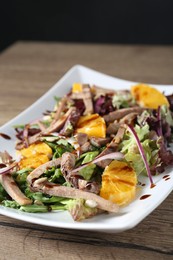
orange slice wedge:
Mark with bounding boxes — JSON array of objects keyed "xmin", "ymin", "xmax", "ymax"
[
  {"xmin": 76, "ymin": 113, "xmax": 106, "ymax": 138},
  {"xmin": 131, "ymin": 84, "xmax": 169, "ymax": 109},
  {"xmin": 100, "ymin": 160, "xmax": 137, "ymax": 206},
  {"xmin": 18, "ymin": 142, "xmax": 52, "ymax": 169}
]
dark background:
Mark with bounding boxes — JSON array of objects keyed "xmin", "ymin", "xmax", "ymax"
[{"xmin": 1, "ymin": 0, "xmax": 173, "ymax": 52}]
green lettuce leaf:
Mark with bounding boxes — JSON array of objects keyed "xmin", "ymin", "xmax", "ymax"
[
  {"xmin": 161, "ymin": 105, "xmax": 173, "ymax": 127},
  {"xmin": 65, "ymin": 198, "xmax": 99, "ymax": 221},
  {"xmin": 121, "ymin": 124, "xmax": 159, "ymax": 175},
  {"xmin": 112, "ymin": 91, "xmax": 136, "ymax": 109},
  {"xmin": 2, "ymin": 200, "xmax": 20, "ymax": 209},
  {"xmin": 0, "ymin": 184, "xmax": 8, "ymax": 202},
  {"xmin": 80, "ymin": 151, "xmax": 99, "ymax": 164},
  {"xmin": 121, "ymin": 124, "xmax": 150, "ymax": 154},
  {"xmin": 79, "ymin": 164, "xmax": 96, "ymax": 180}
]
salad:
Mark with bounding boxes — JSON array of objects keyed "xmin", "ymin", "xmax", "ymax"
[{"xmin": 0, "ymin": 83, "xmax": 173, "ymax": 221}]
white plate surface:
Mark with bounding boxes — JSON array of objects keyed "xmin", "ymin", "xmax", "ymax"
[{"xmin": 0, "ymin": 65, "xmax": 173, "ymax": 233}]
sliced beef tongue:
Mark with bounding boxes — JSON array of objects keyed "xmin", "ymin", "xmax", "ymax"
[
  {"xmin": 80, "ymin": 141, "xmax": 93, "ymax": 153},
  {"xmin": 31, "ymin": 181, "xmax": 119, "ymax": 213},
  {"xmin": 71, "ymin": 84, "xmax": 94, "ymax": 115},
  {"xmin": 82, "ymin": 84, "xmax": 94, "ymax": 115},
  {"xmin": 74, "ymin": 133, "xmax": 92, "ymax": 154},
  {"xmin": 16, "ymin": 107, "xmax": 77, "ymax": 149},
  {"xmin": 96, "ymin": 126, "xmax": 125, "ymax": 168},
  {"xmin": 27, "ymin": 156, "xmax": 119, "ymax": 213},
  {"xmin": 0, "ymin": 151, "xmax": 31, "ymax": 205},
  {"xmin": 0, "ymin": 151, "xmax": 13, "ymax": 164},
  {"xmin": 75, "ymin": 134, "xmax": 111, "ymax": 154},
  {"xmin": 60, "ymin": 152, "xmax": 100, "ymax": 194},
  {"xmin": 60, "ymin": 107, "xmax": 80, "ymax": 136},
  {"xmin": 75, "ymin": 133, "xmax": 88, "ymax": 146},
  {"xmin": 119, "ymin": 112, "xmax": 139, "ymax": 124},
  {"xmin": 89, "ymin": 137, "xmax": 111, "ymax": 148},
  {"xmin": 51, "ymin": 96, "xmax": 68, "ymax": 124},
  {"xmin": 0, "ymin": 174, "xmax": 32, "ymax": 205},
  {"xmin": 91, "ymin": 85, "xmax": 116, "ymax": 99},
  {"xmin": 106, "ymin": 112, "xmax": 139, "ymax": 135},
  {"xmin": 43, "ymin": 107, "xmax": 75, "ymax": 135},
  {"xmin": 106, "ymin": 121, "xmax": 120, "ymax": 135},
  {"xmin": 103, "ymin": 107, "xmax": 145, "ymax": 123},
  {"xmin": 60, "ymin": 152, "xmax": 76, "ymax": 183},
  {"xmin": 27, "ymin": 157, "xmax": 62, "ymax": 185},
  {"xmin": 78, "ymin": 179, "xmax": 100, "ymax": 194}
]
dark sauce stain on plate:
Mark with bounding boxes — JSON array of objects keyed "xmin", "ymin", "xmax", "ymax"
[
  {"xmin": 139, "ymin": 174, "xmax": 171, "ymax": 201},
  {"xmin": 163, "ymin": 174, "xmax": 170, "ymax": 181},
  {"xmin": 163, "ymin": 174, "xmax": 170, "ymax": 179},
  {"xmin": 165, "ymin": 177, "xmax": 170, "ymax": 181},
  {"xmin": 138, "ymin": 181, "xmax": 146, "ymax": 187},
  {"xmin": 150, "ymin": 183, "xmax": 156, "ymax": 189},
  {"xmin": 0, "ymin": 133, "xmax": 11, "ymax": 140},
  {"xmin": 140, "ymin": 194, "xmax": 151, "ymax": 200}
]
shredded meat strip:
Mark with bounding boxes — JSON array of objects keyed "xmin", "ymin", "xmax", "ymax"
[
  {"xmin": 61, "ymin": 152, "xmax": 76, "ymax": 182},
  {"xmin": 31, "ymin": 181, "xmax": 119, "ymax": 213},
  {"xmin": 103, "ymin": 107, "xmax": 145, "ymax": 123},
  {"xmin": 42, "ymin": 107, "xmax": 75, "ymax": 134},
  {"xmin": 60, "ymin": 152, "xmax": 100, "ymax": 193},
  {"xmin": 17, "ymin": 107, "xmax": 75, "ymax": 148},
  {"xmin": 27, "ymin": 157, "xmax": 119, "ymax": 212},
  {"xmin": 96, "ymin": 125, "xmax": 125, "ymax": 168},
  {"xmin": 51, "ymin": 96, "xmax": 68, "ymax": 124},
  {"xmin": 0, "ymin": 174, "xmax": 32, "ymax": 205},
  {"xmin": 71, "ymin": 84, "xmax": 93, "ymax": 115},
  {"xmin": 27, "ymin": 157, "xmax": 61, "ymax": 184},
  {"xmin": 91, "ymin": 85, "xmax": 116, "ymax": 99}
]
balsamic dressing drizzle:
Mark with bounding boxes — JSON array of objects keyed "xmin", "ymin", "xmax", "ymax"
[
  {"xmin": 140, "ymin": 194, "xmax": 151, "ymax": 200},
  {"xmin": 0, "ymin": 133, "xmax": 11, "ymax": 140}
]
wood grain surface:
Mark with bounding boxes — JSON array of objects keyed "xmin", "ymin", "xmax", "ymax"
[{"xmin": 0, "ymin": 42, "xmax": 173, "ymax": 259}]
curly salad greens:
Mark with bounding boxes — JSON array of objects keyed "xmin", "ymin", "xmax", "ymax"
[{"xmin": 0, "ymin": 83, "xmax": 173, "ymax": 221}]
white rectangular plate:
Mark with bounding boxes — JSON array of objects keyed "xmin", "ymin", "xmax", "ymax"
[{"xmin": 0, "ymin": 65, "xmax": 173, "ymax": 233}]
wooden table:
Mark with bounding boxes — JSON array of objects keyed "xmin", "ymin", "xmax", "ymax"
[{"xmin": 0, "ymin": 42, "xmax": 173, "ymax": 259}]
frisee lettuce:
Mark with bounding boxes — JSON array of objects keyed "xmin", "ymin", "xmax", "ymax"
[{"xmin": 121, "ymin": 124, "xmax": 159, "ymax": 180}]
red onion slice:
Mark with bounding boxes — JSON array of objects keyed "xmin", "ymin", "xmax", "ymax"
[
  {"xmin": 0, "ymin": 162, "xmax": 17, "ymax": 175},
  {"xmin": 127, "ymin": 124, "xmax": 154, "ymax": 186}
]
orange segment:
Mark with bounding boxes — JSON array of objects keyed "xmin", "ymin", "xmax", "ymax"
[
  {"xmin": 19, "ymin": 155, "xmax": 50, "ymax": 169},
  {"xmin": 18, "ymin": 142, "xmax": 52, "ymax": 169},
  {"xmin": 76, "ymin": 113, "xmax": 106, "ymax": 138},
  {"xmin": 131, "ymin": 84, "xmax": 169, "ymax": 109},
  {"xmin": 100, "ymin": 160, "xmax": 137, "ymax": 206},
  {"xmin": 72, "ymin": 83, "xmax": 83, "ymax": 93},
  {"xmin": 19, "ymin": 142, "xmax": 52, "ymax": 158}
]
